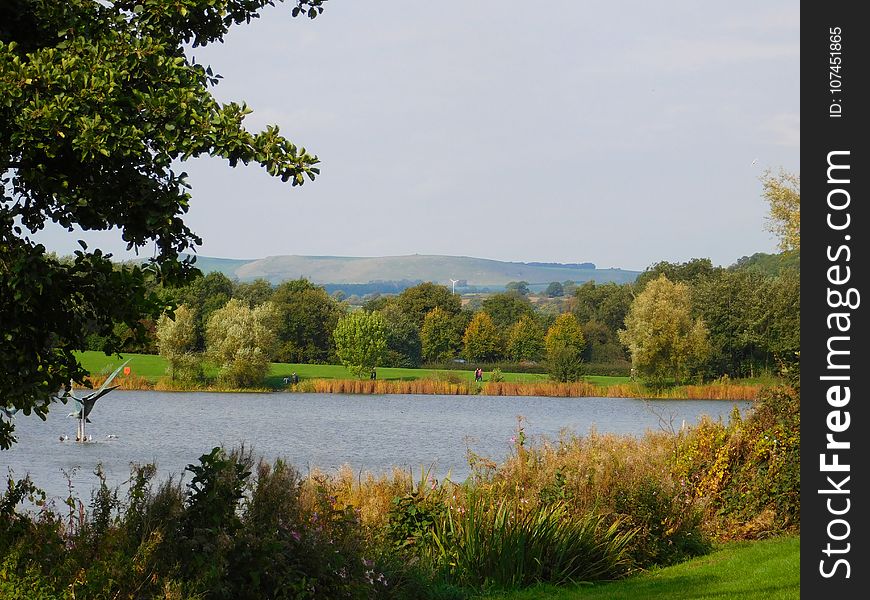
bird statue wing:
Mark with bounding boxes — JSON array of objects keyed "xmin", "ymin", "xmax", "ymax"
[
  {"xmin": 82, "ymin": 384, "xmax": 120, "ymax": 418},
  {"xmin": 79, "ymin": 358, "xmax": 129, "ymax": 415},
  {"xmin": 94, "ymin": 359, "xmax": 131, "ymax": 395}
]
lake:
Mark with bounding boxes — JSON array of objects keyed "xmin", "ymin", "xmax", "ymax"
[{"xmin": 2, "ymin": 391, "xmax": 751, "ymax": 504}]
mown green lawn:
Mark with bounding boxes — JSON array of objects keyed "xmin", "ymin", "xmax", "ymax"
[
  {"xmin": 76, "ymin": 351, "xmax": 594, "ymax": 386},
  {"xmin": 475, "ymin": 535, "xmax": 800, "ymax": 600}
]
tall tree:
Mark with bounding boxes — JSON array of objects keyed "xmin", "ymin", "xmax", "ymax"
[
  {"xmin": 271, "ymin": 279, "xmax": 341, "ymax": 363},
  {"xmin": 507, "ymin": 314, "xmax": 545, "ymax": 362},
  {"xmin": 333, "ymin": 311, "xmax": 387, "ymax": 379},
  {"xmin": 234, "ymin": 278, "xmax": 274, "ymax": 308},
  {"xmin": 619, "ymin": 275, "xmax": 710, "ymax": 385},
  {"xmin": 0, "ymin": 0, "xmax": 325, "ymax": 449},
  {"xmin": 420, "ymin": 307, "xmax": 460, "ymax": 363},
  {"xmin": 206, "ymin": 299, "xmax": 279, "ymax": 388},
  {"xmin": 178, "ymin": 271, "xmax": 235, "ymax": 348},
  {"xmin": 634, "ymin": 258, "xmax": 719, "ymax": 290},
  {"xmin": 481, "ymin": 292, "xmax": 535, "ymax": 330},
  {"xmin": 544, "ymin": 281, "xmax": 564, "ymax": 298},
  {"xmin": 544, "ymin": 313, "xmax": 586, "ymax": 382},
  {"xmin": 156, "ymin": 304, "xmax": 202, "ymax": 382},
  {"xmin": 760, "ymin": 168, "xmax": 800, "ymax": 252},
  {"xmin": 395, "ymin": 282, "xmax": 461, "ymax": 328},
  {"xmin": 378, "ymin": 302, "xmax": 422, "ymax": 368},
  {"xmin": 505, "ymin": 281, "xmax": 530, "ymax": 296},
  {"xmin": 462, "ymin": 312, "xmax": 501, "ymax": 363}
]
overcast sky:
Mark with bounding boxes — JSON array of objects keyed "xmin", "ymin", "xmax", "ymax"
[{"xmin": 36, "ymin": 1, "xmax": 799, "ymax": 272}]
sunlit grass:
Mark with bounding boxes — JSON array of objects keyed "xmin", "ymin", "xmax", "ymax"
[{"xmin": 474, "ymin": 535, "xmax": 799, "ymax": 600}]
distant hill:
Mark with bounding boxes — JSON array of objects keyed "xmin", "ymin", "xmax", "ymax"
[{"xmin": 183, "ymin": 254, "xmax": 640, "ymax": 288}]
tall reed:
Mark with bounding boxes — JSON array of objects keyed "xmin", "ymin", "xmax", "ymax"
[{"xmin": 430, "ymin": 492, "xmax": 635, "ymax": 588}]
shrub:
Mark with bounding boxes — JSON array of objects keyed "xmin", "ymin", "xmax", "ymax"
[{"xmin": 673, "ymin": 385, "xmax": 800, "ymax": 539}]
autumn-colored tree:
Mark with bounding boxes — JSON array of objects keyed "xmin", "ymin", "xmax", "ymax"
[
  {"xmin": 507, "ymin": 314, "xmax": 545, "ymax": 362},
  {"xmin": 618, "ymin": 275, "xmax": 710, "ymax": 385},
  {"xmin": 463, "ymin": 312, "xmax": 501, "ymax": 363}
]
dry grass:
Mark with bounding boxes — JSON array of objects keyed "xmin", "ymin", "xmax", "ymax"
[
  {"xmin": 84, "ymin": 369, "xmax": 761, "ymax": 400},
  {"xmin": 301, "ymin": 378, "xmax": 760, "ymax": 400},
  {"xmin": 304, "ymin": 378, "xmax": 473, "ymax": 395}
]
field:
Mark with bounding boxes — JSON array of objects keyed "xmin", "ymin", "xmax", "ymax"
[
  {"xmin": 76, "ymin": 351, "xmax": 561, "ymax": 386},
  {"xmin": 477, "ymin": 535, "xmax": 800, "ymax": 600}
]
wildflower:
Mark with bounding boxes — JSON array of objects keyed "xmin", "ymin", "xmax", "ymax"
[{"xmin": 290, "ymin": 530, "xmax": 301, "ymax": 543}]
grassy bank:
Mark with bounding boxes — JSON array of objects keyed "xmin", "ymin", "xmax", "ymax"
[
  {"xmin": 476, "ymin": 535, "xmax": 799, "ymax": 600},
  {"xmin": 76, "ymin": 351, "xmax": 768, "ymax": 400}
]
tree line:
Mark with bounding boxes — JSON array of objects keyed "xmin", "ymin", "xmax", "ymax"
[{"xmin": 90, "ymin": 248, "xmax": 798, "ymax": 388}]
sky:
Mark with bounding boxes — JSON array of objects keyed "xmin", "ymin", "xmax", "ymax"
[{"xmin": 35, "ymin": 1, "xmax": 800, "ymax": 272}]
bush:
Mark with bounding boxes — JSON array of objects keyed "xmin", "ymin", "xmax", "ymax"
[
  {"xmin": 673, "ymin": 385, "xmax": 800, "ymax": 539},
  {"xmin": 613, "ymin": 475, "xmax": 710, "ymax": 566}
]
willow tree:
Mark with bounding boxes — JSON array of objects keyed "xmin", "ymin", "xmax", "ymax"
[
  {"xmin": 0, "ymin": 0, "xmax": 326, "ymax": 448},
  {"xmin": 760, "ymin": 168, "xmax": 800, "ymax": 252},
  {"xmin": 619, "ymin": 275, "xmax": 710, "ymax": 385},
  {"xmin": 206, "ymin": 299, "xmax": 279, "ymax": 388}
]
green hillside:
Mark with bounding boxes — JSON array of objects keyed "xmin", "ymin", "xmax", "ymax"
[{"xmin": 183, "ymin": 253, "xmax": 640, "ymax": 287}]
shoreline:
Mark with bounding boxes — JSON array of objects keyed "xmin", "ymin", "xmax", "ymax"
[{"xmin": 84, "ymin": 375, "xmax": 762, "ymax": 401}]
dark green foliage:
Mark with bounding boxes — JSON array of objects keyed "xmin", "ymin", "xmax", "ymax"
[
  {"xmin": 544, "ymin": 282, "xmax": 564, "ymax": 297},
  {"xmin": 504, "ymin": 281, "xmax": 530, "ymax": 296},
  {"xmin": 481, "ymin": 293, "xmax": 535, "ymax": 330},
  {"xmin": 272, "ymin": 279, "xmax": 342, "ymax": 363},
  {"xmin": 731, "ymin": 250, "xmax": 800, "ymax": 276},
  {"xmin": 178, "ymin": 271, "xmax": 236, "ymax": 348},
  {"xmin": 1, "ymin": 0, "xmax": 326, "ymax": 448},
  {"xmin": 634, "ymin": 258, "xmax": 719, "ymax": 290},
  {"xmin": 388, "ymin": 489, "xmax": 449, "ymax": 552},
  {"xmin": 396, "ymin": 282, "xmax": 462, "ymax": 328},
  {"xmin": 234, "ymin": 278, "xmax": 275, "ymax": 307},
  {"xmin": 380, "ymin": 303, "xmax": 423, "ymax": 368},
  {"xmin": 692, "ymin": 268, "xmax": 799, "ymax": 378},
  {"xmin": 571, "ymin": 281, "xmax": 632, "ymax": 363}
]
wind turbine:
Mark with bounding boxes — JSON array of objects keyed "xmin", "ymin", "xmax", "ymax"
[
  {"xmin": 449, "ymin": 278, "xmax": 459, "ymax": 295},
  {"xmin": 66, "ymin": 359, "xmax": 130, "ymax": 442}
]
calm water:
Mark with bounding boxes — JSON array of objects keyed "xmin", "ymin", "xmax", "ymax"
[{"xmin": 2, "ymin": 391, "xmax": 751, "ymax": 503}]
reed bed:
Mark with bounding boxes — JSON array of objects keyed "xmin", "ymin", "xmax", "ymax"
[
  {"xmin": 81, "ymin": 374, "xmax": 761, "ymax": 400},
  {"xmin": 84, "ymin": 373, "xmax": 155, "ymax": 390},
  {"xmin": 304, "ymin": 378, "xmax": 473, "ymax": 395}
]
